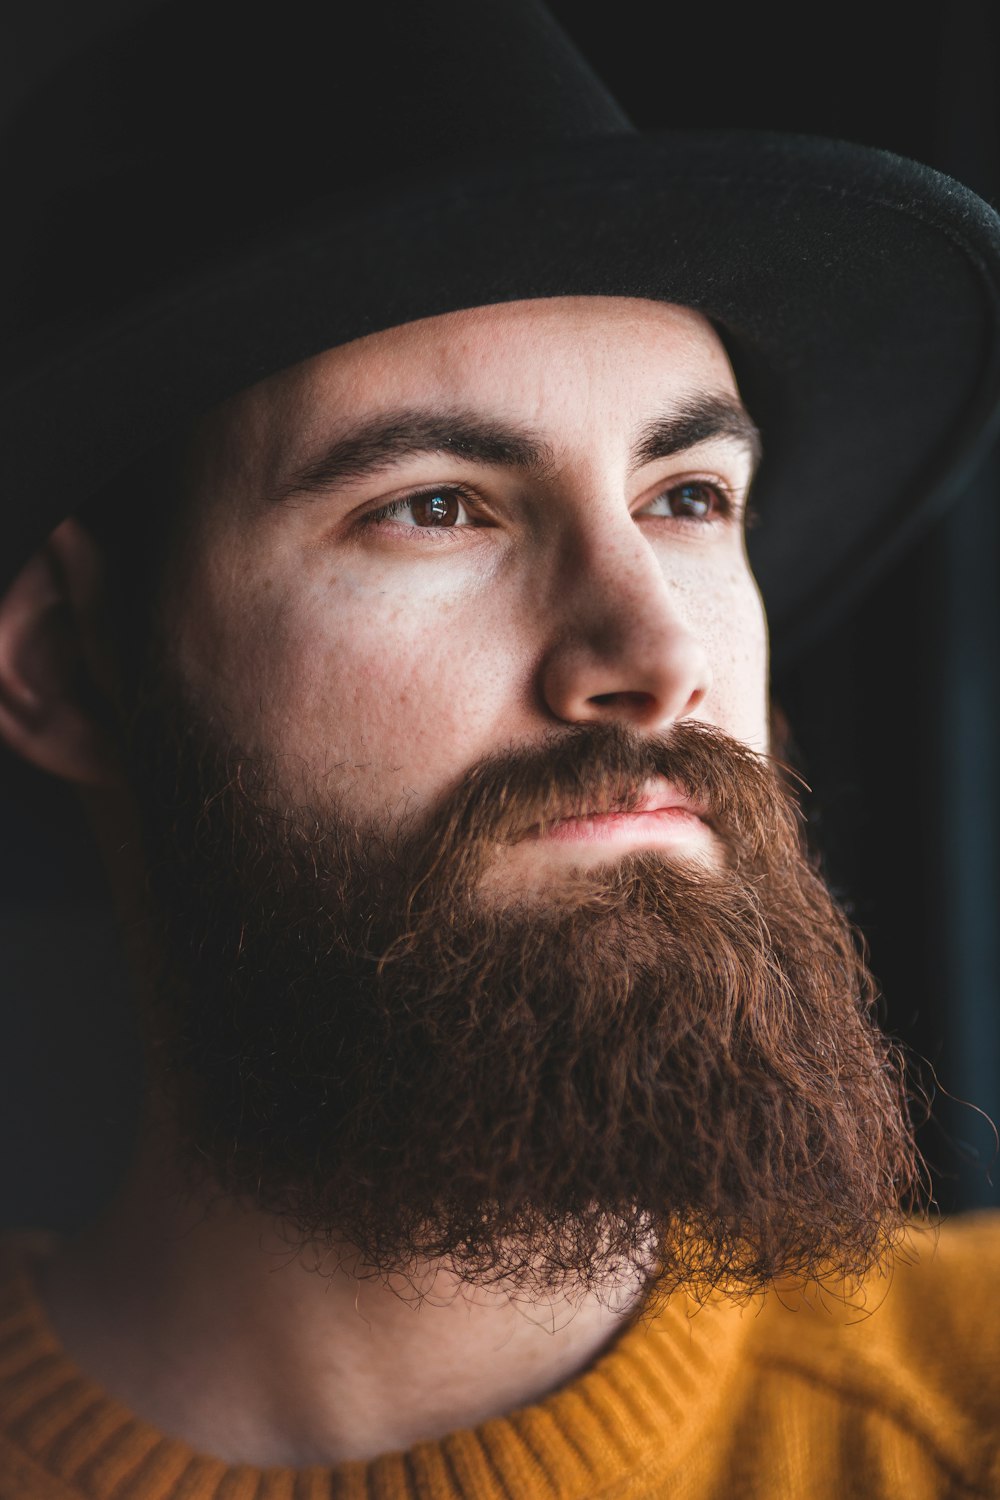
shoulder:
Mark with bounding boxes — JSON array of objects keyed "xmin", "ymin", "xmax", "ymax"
[
  {"xmin": 877, "ymin": 1211, "xmax": 1000, "ymax": 1363},
  {"xmin": 752, "ymin": 1210, "xmax": 1000, "ymax": 1392},
  {"xmin": 742, "ymin": 1213, "xmax": 1000, "ymax": 1490}
]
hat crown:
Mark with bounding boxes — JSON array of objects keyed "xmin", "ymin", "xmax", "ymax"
[{"xmin": 2, "ymin": 0, "xmax": 631, "ymax": 334}]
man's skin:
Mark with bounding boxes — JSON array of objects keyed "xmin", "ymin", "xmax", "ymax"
[{"xmin": 0, "ymin": 297, "xmax": 769, "ymax": 1464}]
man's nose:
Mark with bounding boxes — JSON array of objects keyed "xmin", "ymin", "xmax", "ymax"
[{"xmin": 537, "ymin": 520, "xmax": 712, "ymax": 731}]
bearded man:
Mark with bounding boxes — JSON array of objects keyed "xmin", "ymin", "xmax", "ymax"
[{"xmin": 1, "ymin": 1, "xmax": 1000, "ymax": 1496}]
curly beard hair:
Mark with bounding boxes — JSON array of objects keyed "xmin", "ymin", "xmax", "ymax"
[{"xmin": 126, "ymin": 668, "xmax": 927, "ymax": 1310}]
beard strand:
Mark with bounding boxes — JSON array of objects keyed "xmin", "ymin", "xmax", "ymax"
[{"xmin": 126, "ymin": 672, "xmax": 928, "ymax": 1308}]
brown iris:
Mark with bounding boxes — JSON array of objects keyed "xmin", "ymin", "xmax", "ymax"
[
  {"xmin": 412, "ymin": 490, "xmax": 461, "ymax": 526},
  {"xmin": 666, "ymin": 482, "xmax": 716, "ymax": 519}
]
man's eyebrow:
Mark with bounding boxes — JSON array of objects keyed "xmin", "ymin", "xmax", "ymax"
[
  {"xmin": 630, "ymin": 394, "xmax": 762, "ymax": 477},
  {"xmin": 272, "ymin": 393, "xmax": 762, "ymax": 504},
  {"xmin": 272, "ymin": 410, "xmax": 557, "ymax": 502}
]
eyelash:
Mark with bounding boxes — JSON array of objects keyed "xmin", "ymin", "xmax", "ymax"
[{"xmin": 359, "ymin": 480, "xmax": 751, "ymax": 537}]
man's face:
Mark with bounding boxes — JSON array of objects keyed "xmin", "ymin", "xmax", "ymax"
[
  {"xmin": 164, "ymin": 298, "xmax": 768, "ymax": 884},
  {"xmin": 127, "ymin": 298, "xmax": 918, "ymax": 1305}
]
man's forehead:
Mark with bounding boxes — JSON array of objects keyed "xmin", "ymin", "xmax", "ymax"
[
  {"xmin": 292, "ymin": 296, "xmax": 728, "ymax": 399},
  {"xmin": 201, "ymin": 296, "xmax": 739, "ymax": 493}
]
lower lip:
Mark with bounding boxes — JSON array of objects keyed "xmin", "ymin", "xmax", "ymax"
[{"xmin": 538, "ymin": 807, "xmax": 710, "ymax": 847}]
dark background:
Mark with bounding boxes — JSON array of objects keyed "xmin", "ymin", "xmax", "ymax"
[{"xmin": 2, "ymin": 0, "xmax": 999, "ymax": 1228}]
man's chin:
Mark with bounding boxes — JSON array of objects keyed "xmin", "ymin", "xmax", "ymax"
[{"xmin": 156, "ymin": 877, "xmax": 923, "ymax": 1306}]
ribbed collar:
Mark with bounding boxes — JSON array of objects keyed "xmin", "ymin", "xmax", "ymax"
[{"xmin": 0, "ymin": 1238, "xmax": 753, "ymax": 1500}]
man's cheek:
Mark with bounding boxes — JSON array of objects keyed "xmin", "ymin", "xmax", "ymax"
[
  {"xmin": 697, "ymin": 588, "xmax": 768, "ymax": 749},
  {"xmin": 259, "ymin": 633, "xmax": 484, "ymax": 802}
]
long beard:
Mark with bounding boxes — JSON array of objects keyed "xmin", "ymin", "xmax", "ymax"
[{"xmin": 127, "ymin": 673, "xmax": 926, "ymax": 1306}]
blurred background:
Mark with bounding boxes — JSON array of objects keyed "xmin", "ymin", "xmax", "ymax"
[{"xmin": 1, "ymin": 0, "xmax": 998, "ymax": 1229}]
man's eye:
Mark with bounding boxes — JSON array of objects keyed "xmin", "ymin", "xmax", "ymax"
[
  {"xmin": 364, "ymin": 486, "xmax": 482, "ymax": 529},
  {"xmin": 639, "ymin": 481, "xmax": 731, "ymax": 521}
]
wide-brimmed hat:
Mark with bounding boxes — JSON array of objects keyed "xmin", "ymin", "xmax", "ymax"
[{"xmin": 3, "ymin": 0, "xmax": 1000, "ymax": 667}]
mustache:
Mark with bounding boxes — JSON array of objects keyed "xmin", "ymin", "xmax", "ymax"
[{"xmin": 394, "ymin": 719, "xmax": 791, "ymax": 875}]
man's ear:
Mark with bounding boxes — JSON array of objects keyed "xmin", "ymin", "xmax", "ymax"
[{"xmin": 0, "ymin": 518, "xmax": 123, "ymax": 787}]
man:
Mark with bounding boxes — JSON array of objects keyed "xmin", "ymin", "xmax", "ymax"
[{"xmin": 1, "ymin": 2, "xmax": 1000, "ymax": 1496}]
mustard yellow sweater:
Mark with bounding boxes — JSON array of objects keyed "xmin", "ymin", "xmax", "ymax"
[{"xmin": 2, "ymin": 1217, "xmax": 1000, "ymax": 1499}]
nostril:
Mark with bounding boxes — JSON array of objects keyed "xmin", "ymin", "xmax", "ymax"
[{"xmin": 588, "ymin": 690, "xmax": 657, "ymax": 713}]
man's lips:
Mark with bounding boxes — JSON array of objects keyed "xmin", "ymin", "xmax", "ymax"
[{"xmin": 522, "ymin": 781, "xmax": 713, "ymax": 848}]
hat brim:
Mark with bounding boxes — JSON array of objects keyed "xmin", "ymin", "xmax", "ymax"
[{"xmin": 3, "ymin": 129, "xmax": 999, "ymax": 668}]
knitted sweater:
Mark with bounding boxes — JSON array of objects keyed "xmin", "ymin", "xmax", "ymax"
[{"xmin": 2, "ymin": 1217, "xmax": 999, "ymax": 1499}]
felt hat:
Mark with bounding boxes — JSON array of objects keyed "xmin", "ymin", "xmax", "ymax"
[{"xmin": 2, "ymin": 0, "xmax": 999, "ymax": 667}]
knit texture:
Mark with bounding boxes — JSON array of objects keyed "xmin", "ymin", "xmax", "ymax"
[{"xmin": 2, "ymin": 1216, "xmax": 1000, "ymax": 1498}]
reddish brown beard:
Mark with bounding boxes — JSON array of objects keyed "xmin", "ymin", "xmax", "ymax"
[{"xmin": 127, "ymin": 681, "xmax": 927, "ymax": 1307}]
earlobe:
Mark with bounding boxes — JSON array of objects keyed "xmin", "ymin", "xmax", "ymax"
[{"xmin": 0, "ymin": 519, "xmax": 122, "ymax": 787}]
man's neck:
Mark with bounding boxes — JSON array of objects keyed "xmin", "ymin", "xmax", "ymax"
[{"xmin": 37, "ymin": 1132, "xmax": 643, "ymax": 1465}]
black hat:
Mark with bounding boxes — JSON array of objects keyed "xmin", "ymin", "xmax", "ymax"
[{"xmin": 3, "ymin": 0, "xmax": 1000, "ymax": 667}]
